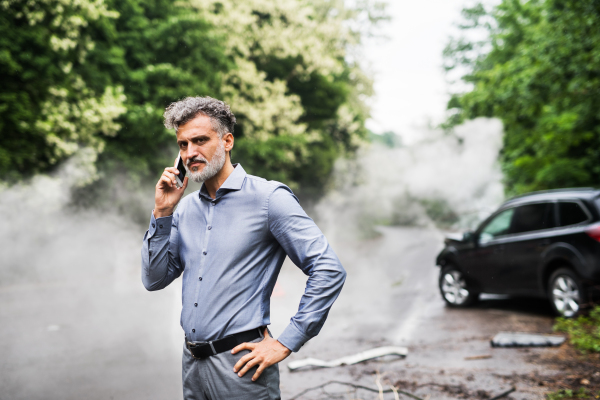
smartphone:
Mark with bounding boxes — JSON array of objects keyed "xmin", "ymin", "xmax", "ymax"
[{"xmin": 175, "ymin": 154, "xmax": 186, "ymax": 188}]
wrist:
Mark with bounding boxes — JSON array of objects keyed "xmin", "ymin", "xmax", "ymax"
[
  {"xmin": 153, "ymin": 207, "xmax": 174, "ymax": 218},
  {"xmin": 277, "ymin": 340, "xmax": 292, "ymax": 355}
]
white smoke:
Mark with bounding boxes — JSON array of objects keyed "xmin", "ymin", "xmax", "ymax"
[
  {"xmin": 0, "ymin": 148, "xmax": 144, "ymax": 286},
  {"xmin": 314, "ymin": 117, "xmax": 505, "ymax": 241}
]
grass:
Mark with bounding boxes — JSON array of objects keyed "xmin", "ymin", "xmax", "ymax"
[
  {"xmin": 546, "ymin": 388, "xmax": 599, "ymax": 399},
  {"xmin": 554, "ymin": 305, "xmax": 600, "ymax": 353},
  {"xmin": 549, "ymin": 306, "xmax": 600, "ymax": 399}
]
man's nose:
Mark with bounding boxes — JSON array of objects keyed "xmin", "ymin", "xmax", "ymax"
[{"xmin": 184, "ymin": 143, "xmax": 200, "ymax": 160}]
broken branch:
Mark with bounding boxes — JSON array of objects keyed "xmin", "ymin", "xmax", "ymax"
[
  {"xmin": 489, "ymin": 386, "xmax": 516, "ymax": 400},
  {"xmin": 288, "ymin": 380, "xmax": 424, "ymax": 400}
]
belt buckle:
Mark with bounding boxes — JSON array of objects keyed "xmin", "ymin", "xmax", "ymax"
[
  {"xmin": 187, "ymin": 340, "xmax": 217, "ymax": 360},
  {"xmin": 187, "ymin": 340, "xmax": 205, "ymax": 359}
]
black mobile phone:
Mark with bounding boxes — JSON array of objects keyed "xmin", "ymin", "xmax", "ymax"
[{"xmin": 175, "ymin": 154, "xmax": 186, "ymax": 188}]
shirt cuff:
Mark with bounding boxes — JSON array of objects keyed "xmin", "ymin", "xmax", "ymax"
[
  {"xmin": 277, "ymin": 322, "xmax": 310, "ymax": 353},
  {"xmin": 147, "ymin": 211, "xmax": 173, "ymax": 239}
]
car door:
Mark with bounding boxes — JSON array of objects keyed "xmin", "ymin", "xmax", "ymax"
[
  {"xmin": 460, "ymin": 208, "xmax": 514, "ymax": 293},
  {"xmin": 501, "ymin": 202, "xmax": 556, "ymax": 295}
]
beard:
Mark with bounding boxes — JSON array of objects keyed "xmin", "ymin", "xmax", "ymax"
[{"xmin": 185, "ymin": 142, "xmax": 227, "ymax": 183}]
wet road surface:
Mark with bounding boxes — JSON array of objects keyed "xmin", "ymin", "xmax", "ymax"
[{"xmin": 1, "ymin": 226, "xmax": 561, "ymax": 399}]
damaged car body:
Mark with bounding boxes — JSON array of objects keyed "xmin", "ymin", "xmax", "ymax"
[{"xmin": 436, "ymin": 188, "xmax": 600, "ymax": 317}]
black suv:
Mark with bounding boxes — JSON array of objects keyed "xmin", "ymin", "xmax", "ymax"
[{"xmin": 436, "ymin": 188, "xmax": 600, "ymax": 317}]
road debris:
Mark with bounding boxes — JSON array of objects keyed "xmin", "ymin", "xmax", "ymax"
[
  {"xmin": 288, "ymin": 380, "xmax": 423, "ymax": 400},
  {"xmin": 464, "ymin": 354, "xmax": 492, "ymax": 360},
  {"xmin": 491, "ymin": 331, "xmax": 565, "ymax": 347},
  {"xmin": 287, "ymin": 346, "xmax": 408, "ymax": 371},
  {"xmin": 489, "ymin": 386, "xmax": 516, "ymax": 400}
]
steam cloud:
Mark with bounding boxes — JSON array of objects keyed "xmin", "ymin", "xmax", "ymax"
[
  {"xmin": 314, "ymin": 117, "xmax": 505, "ymax": 242},
  {"xmin": 0, "ymin": 117, "xmax": 504, "ymax": 399}
]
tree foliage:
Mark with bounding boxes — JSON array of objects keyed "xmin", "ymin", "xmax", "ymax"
[
  {"xmin": 0, "ymin": 0, "xmax": 385, "ymax": 197},
  {"xmin": 0, "ymin": 0, "xmax": 126, "ymax": 184},
  {"xmin": 444, "ymin": 0, "xmax": 600, "ymax": 195}
]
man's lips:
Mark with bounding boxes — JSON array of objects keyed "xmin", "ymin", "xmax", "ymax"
[{"xmin": 188, "ymin": 160, "xmax": 206, "ymax": 168}]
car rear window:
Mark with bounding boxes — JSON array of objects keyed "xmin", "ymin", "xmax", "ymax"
[
  {"xmin": 510, "ymin": 203, "xmax": 555, "ymax": 234},
  {"xmin": 558, "ymin": 202, "xmax": 589, "ymax": 227}
]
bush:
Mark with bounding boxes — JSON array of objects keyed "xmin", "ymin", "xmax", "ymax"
[{"xmin": 554, "ymin": 305, "xmax": 600, "ymax": 353}]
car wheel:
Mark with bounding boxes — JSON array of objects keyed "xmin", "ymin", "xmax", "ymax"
[
  {"xmin": 548, "ymin": 268, "xmax": 585, "ymax": 318},
  {"xmin": 439, "ymin": 266, "xmax": 478, "ymax": 307}
]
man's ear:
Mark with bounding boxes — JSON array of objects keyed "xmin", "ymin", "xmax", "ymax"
[{"xmin": 224, "ymin": 132, "xmax": 234, "ymax": 152}]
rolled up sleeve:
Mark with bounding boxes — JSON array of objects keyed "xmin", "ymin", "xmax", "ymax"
[{"xmin": 268, "ymin": 187, "xmax": 346, "ymax": 352}]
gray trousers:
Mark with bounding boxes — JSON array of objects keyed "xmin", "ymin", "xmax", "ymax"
[{"xmin": 182, "ymin": 334, "xmax": 281, "ymax": 400}]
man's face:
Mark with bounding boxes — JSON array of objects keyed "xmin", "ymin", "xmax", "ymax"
[{"xmin": 176, "ymin": 114, "xmax": 230, "ymax": 182}]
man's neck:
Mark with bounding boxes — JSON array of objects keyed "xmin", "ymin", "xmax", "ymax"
[{"xmin": 204, "ymin": 156, "xmax": 235, "ymax": 199}]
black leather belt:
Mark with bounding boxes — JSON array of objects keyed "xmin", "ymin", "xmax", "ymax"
[{"xmin": 186, "ymin": 328, "xmax": 263, "ymax": 360}]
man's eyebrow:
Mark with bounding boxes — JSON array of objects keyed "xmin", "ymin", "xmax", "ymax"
[{"xmin": 177, "ymin": 134, "xmax": 210, "ymax": 144}]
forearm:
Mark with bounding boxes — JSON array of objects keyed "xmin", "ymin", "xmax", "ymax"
[
  {"xmin": 268, "ymin": 186, "xmax": 347, "ymax": 352},
  {"xmin": 278, "ymin": 248, "xmax": 347, "ymax": 352},
  {"xmin": 141, "ymin": 212, "xmax": 181, "ymax": 291}
]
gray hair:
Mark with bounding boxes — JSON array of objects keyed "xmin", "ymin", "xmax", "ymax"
[{"xmin": 163, "ymin": 96, "xmax": 236, "ymax": 138}]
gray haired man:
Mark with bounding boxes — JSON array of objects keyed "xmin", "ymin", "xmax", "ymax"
[{"xmin": 141, "ymin": 96, "xmax": 346, "ymax": 399}]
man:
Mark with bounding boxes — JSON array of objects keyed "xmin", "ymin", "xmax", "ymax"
[{"xmin": 141, "ymin": 96, "xmax": 346, "ymax": 400}]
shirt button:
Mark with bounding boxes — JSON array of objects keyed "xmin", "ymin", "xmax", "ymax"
[
  {"xmin": 192, "ymin": 329, "xmax": 195, "ymax": 333},
  {"xmin": 203, "ymin": 251, "xmax": 207, "ymax": 255},
  {"xmin": 149, "ymin": 250, "xmax": 152, "ymax": 255},
  {"xmin": 211, "ymin": 203, "xmax": 215, "ymax": 206},
  {"xmin": 207, "ymin": 226, "xmax": 212, "ymax": 230},
  {"xmin": 159, "ymin": 224, "xmax": 163, "ymax": 229},
  {"xmin": 199, "ymin": 277, "xmax": 202, "ymax": 281},
  {"xmin": 152, "ymin": 223, "xmax": 155, "ymax": 228},
  {"xmin": 194, "ymin": 303, "xmax": 198, "ymax": 307}
]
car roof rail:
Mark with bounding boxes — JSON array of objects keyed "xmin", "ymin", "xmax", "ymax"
[{"xmin": 508, "ymin": 187, "xmax": 599, "ymax": 201}]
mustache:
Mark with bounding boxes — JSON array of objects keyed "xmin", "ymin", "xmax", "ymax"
[{"xmin": 186, "ymin": 156, "xmax": 207, "ymax": 167}]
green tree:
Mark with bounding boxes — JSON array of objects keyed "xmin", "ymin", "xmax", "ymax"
[
  {"xmin": 0, "ymin": 0, "xmax": 126, "ymax": 183},
  {"xmin": 444, "ymin": 0, "xmax": 600, "ymax": 195},
  {"xmin": 1, "ymin": 0, "xmax": 385, "ymax": 204},
  {"xmin": 190, "ymin": 0, "xmax": 384, "ymax": 194}
]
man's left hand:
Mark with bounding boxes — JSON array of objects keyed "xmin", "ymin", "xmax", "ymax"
[{"xmin": 232, "ymin": 328, "xmax": 292, "ymax": 381}]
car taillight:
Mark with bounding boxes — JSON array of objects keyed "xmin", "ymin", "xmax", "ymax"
[{"xmin": 586, "ymin": 224, "xmax": 600, "ymax": 242}]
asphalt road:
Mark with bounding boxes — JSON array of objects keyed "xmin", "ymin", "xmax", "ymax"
[{"xmin": 0, "ymin": 225, "xmax": 561, "ymax": 400}]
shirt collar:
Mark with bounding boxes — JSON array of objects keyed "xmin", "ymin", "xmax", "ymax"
[
  {"xmin": 199, "ymin": 163, "xmax": 246, "ymax": 200},
  {"xmin": 219, "ymin": 163, "xmax": 246, "ymax": 191}
]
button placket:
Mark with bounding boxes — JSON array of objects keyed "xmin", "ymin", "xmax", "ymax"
[{"xmin": 193, "ymin": 198, "xmax": 214, "ymax": 310}]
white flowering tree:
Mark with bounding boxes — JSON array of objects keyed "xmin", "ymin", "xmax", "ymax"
[{"xmin": 0, "ymin": 0, "xmax": 386, "ymax": 197}]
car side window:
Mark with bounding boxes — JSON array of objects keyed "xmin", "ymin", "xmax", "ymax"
[
  {"xmin": 479, "ymin": 208, "xmax": 514, "ymax": 244},
  {"xmin": 558, "ymin": 202, "xmax": 589, "ymax": 227},
  {"xmin": 510, "ymin": 203, "xmax": 555, "ymax": 234}
]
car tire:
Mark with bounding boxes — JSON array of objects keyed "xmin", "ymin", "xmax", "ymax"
[
  {"xmin": 548, "ymin": 268, "xmax": 586, "ymax": 318},
  {"xmin": 439, "ymin": 266, "xmax": 478, "ymax": 307}
]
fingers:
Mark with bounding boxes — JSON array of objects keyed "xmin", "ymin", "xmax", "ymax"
[
  {"xmin": 233, "ymin": 351, "xmax": 254, "ymax": 373},
  {"xmin": 158, "ymin": 174, "xmax": 175, "ymax": 189},
  {"xmin": 182, "ymin": 176, "xmax": 189, "ymax": 190},
  {"xmin": 236, "ymin": 357, "xmax": 260, "ymax": 378},
  {"xmin": 231, "ymin": 342, "xmax": 255, "ymax": 355},
  {"xmin": 159, "ymin": 168, "xmax": 179, "ymax": 188},
  {"xmin": 252, "ymin": 364, "xmax": 266, "ymax": 382}
]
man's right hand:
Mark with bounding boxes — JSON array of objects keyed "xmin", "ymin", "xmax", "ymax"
[{"xmin": 154, "ymin": 159, "xmax": 188, "ymax": 218}]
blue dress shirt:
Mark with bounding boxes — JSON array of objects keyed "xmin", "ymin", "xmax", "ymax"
[{"xmin": 141, "ymin": 164, "xmax": 346, "ymax": 352}]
